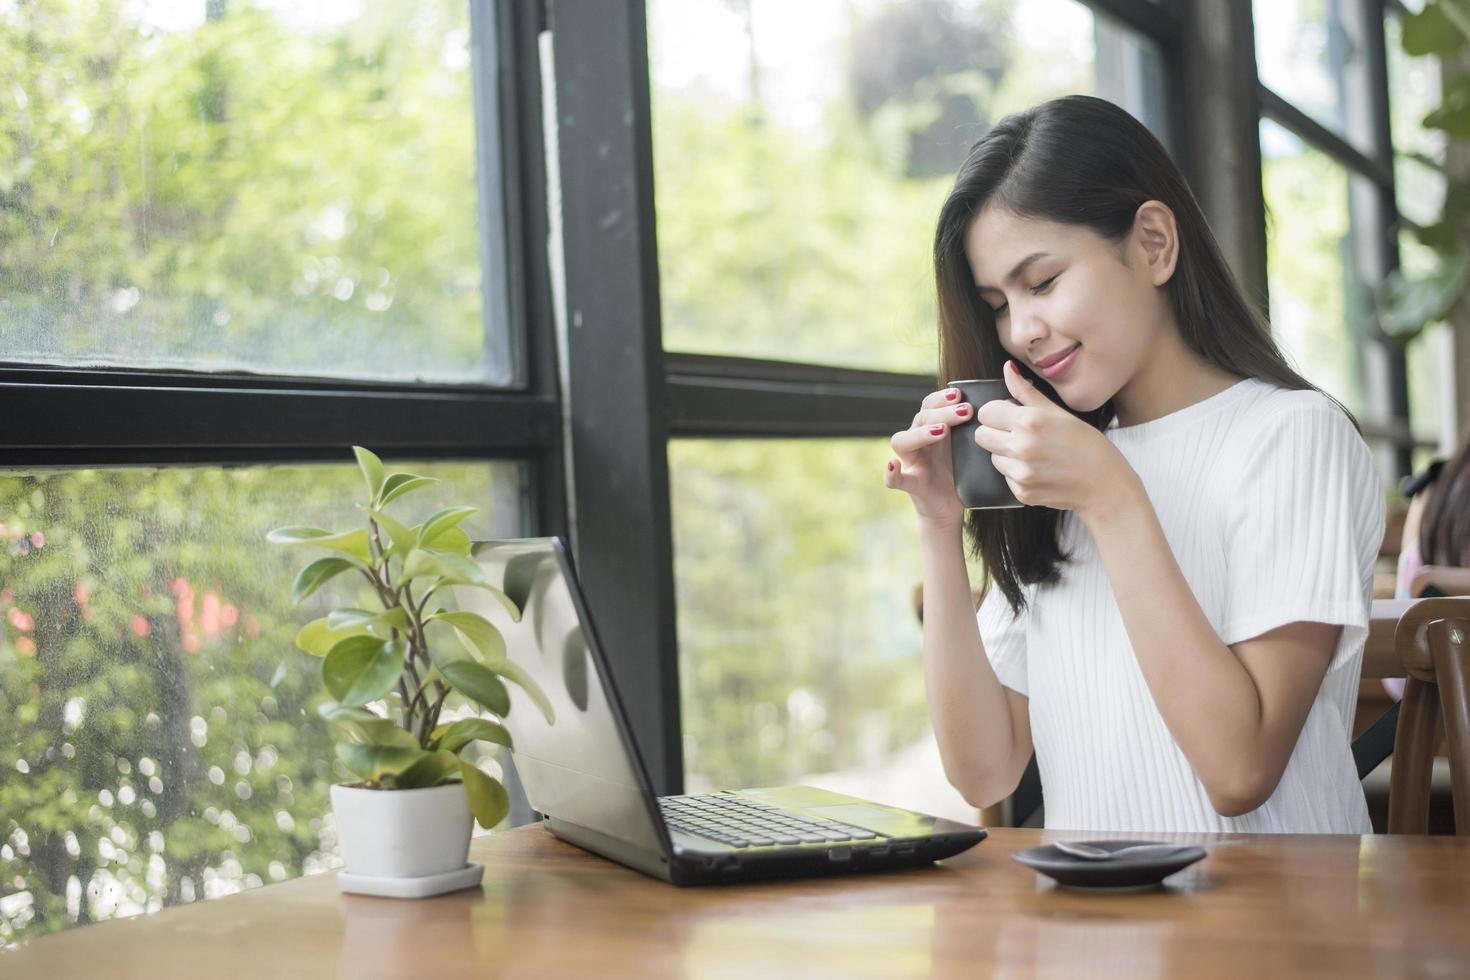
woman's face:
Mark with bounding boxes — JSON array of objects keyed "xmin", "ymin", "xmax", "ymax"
[{"xmin": 964, "ymin": 205, "xmax": 1172, "ymax": 413}]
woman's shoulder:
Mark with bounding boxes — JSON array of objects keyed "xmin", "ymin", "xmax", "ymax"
[
  {"xmin": 1229, "ymin": 381, "xmax": 1361, "ymax": 442},
  {"xmin": 1218, "ymin": 382, "xmax": 1371, "ymax": 474}
]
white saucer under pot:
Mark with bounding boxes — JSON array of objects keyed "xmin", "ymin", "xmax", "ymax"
[{"xmin": 331, "ymin": 782, "xmax": 482, "ymax": 898}]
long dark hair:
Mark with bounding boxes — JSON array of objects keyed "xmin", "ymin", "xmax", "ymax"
[
  {"xmin": 1422, "ymin": 427, "xmax": 1470, "ymax": 567},
  {"xmin": 934, "ymin": 95, "xmax": 1330, "ymax": 613}
]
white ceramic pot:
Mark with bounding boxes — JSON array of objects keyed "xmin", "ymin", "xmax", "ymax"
[{"xmin": 330, "ymin": 782, "xmax": 473, "ymax": 879}]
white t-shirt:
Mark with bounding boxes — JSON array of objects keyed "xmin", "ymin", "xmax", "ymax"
[{"xmin": 977, "ymin": 378, "xmax": 1382, "ymax": 833}]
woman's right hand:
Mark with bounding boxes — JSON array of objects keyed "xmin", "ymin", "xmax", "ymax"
[{"xmin": 884, "ymin": 387, "xmax": 971, "ymax": 529}]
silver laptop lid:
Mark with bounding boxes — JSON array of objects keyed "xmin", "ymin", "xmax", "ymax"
[{"xmin": 467, "ymin": 538, "xmax": 667, "ymax": 854}]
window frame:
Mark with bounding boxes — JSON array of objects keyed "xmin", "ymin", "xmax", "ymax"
[
  {"xmin": 1255, "ymin": 0, "xmax": 1427, "ymax": 474},
  {"xmin": 0, "ymin": 0, "xmax": 564, "ymax": 512}
]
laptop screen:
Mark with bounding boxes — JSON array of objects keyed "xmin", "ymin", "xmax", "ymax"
[{"xmin": 466, "ymin": 538, "xmax": 666, "ymax": 854}]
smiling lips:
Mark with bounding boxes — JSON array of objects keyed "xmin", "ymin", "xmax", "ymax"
[{"xmin": 1033, "ymin": 343, "xmax": 1081, "ymax": 380}]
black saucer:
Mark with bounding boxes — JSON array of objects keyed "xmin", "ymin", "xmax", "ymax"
[{"xmin": 1012, "ymin": 839, "xmax": 1207, "ymax": 890}]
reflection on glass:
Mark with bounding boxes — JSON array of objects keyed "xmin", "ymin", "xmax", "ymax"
[
  {"xmin": 669, "ymin": 439, "xmax": 972, "ymax": 822},
  {"xmin": 0, "ymin": 461, "xmax": 520, "ymax": 943},
  {"xmin": 1253, "ymin": 0, "xmax": 1366, "ymax": 151},
  {"xmin": 1260, "ymin": 119, "xmax": 1370, "ymax": 414},
  {"xmin": 1385, "ymin": 13, "xmax": 1447, "ymax": 228},
  {"xmin": 648, "ymin": 0, "xmax": 1169, "ymax": 373},
  {"xmin": 0, "ymin": 1, "xmax": 508, "ymax": 384}
]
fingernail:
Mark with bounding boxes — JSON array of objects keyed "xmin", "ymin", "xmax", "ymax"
[
  {"xmin": 954, "ymin": 405, "xmax": 970, "ymax": 418},
  {"xmin": 945, "ymin": 389, "xmax": 959, "ymax": 401},
  {"xmin": 929, "ymin": 425, "xmax": 945, "ymax": 436},
  {"xmin": 887, "ymin": 460, "xmax": 896, "ymax": 472}
]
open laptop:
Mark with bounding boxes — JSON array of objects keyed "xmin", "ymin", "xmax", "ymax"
[{"xmin": 470, "ymin": 537, "xmax": 985, "ymax": 885}]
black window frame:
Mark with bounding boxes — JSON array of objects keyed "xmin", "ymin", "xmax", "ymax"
[
  {"xmin": 1, "ymin": 0, "xmax": 564, "ymax": 508},
  {"xmin": 1254, "ymin": 0, "xmax": 1432, "ymax": 475}
]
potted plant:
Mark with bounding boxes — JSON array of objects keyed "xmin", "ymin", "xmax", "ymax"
[{"xmin": 267, "ymin": 447, "xmax": 553, "ymax": 897}]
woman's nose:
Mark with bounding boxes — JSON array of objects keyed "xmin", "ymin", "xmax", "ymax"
[{"xmin": 1011, "ymin": 307, "xmax": 1050, "ymax": 348}]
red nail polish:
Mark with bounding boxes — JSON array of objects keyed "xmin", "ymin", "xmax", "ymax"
[
  {"xmin": 887, "ymin": 460, "xmax": 895, "ymax": 472},
  {"xmin": 955, "ymin": 405, "xmax": 970, "ymax": 417},
  {"xmin": 945, "ymin": 390, "xmax": 958, "ymax": 401},
  {"xmin": 929, "ymin": 425, "xmax": 945, "ymax": 436}
]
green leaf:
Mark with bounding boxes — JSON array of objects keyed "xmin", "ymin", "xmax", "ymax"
[
  {"xmin": 318, "ymin": 702, "xmax": 381, "ymax": 723},
  {"xmin": 1403, "ymin": 2, "xmax": 1466, "ymax": 56},
  {"xmin": 1378, "ymin": 252, "xmax": 1470, "ymax": 336},
  {"xmin": 296, "ymin": 618, "xmax": 377, "ymax": 657},
  {"xmin": 354, "ymin": 447, "xmax": 386, "ymax": 504},
  {"xmin": 422, "ymin": 524, "xmax": 472, "ymax": 555},
  {"xmin": 390, "ymin": 749, "xmax": 460, "ymax": 789},
  {"xmin": 369, "ymin": 509, "xmax": 416, "ymax": 558},
  {"xmin": 460, "ymin": 759, "xmax": 510, "ymax": 829},
  {"xmin": 439, "ymin": 659, "xmax": 510, "ymax": 716},
  {"xmin": 487, "ymin": 585, "xmax": 522, "ymax": 623},
  {"xmin": 416, "ymin": 507, "xmax": 478, "ymax": 549},
  {"xmin": 290, "ymin": 557, "xmax": 360, "ymax": 604},
  {"xmin": 430, "ymin": 718, "xmax": 513, "ymax": 754},
  {"xmin": 1425, "ymin": 77, "xmax": 1470, "ymax": 138},
  {"xmin": 339, "ymin": 718, "xmax": 421, "ymax": 750},
  {"xmin": 323, "ymin": 636, "xmax": 407, "ymax": 706},
  {"xmin": 326, "ymin": 606, "xmax": 408, "ymax": 632},
  {"xmin": 404, "ymin": 556, "xmax": 521, "ymax": 621},
  {"xmin": 485, "ymin": 656, "xmax": 556, "ymax": 725},
  {"xmin": 337, "ymin": 743, "xmax": 427, "ymax": 785},
  {"xmin": 269, "ymin": 526, "xmax": 372, "ymax": 563},
  {"xmin": 378, "ymin": 473, "xmax": 439, "ymax": 507},
  {"xmin": 432, "ymin": 611, "xmax": 507, "ymax": 660},
  {"xmin": 402, "ymin": 551, "xmax": 486, "ymax": 585},
  {"xmin": 266, "ymin": 525, "xmax": 333, "ymax": 545}
]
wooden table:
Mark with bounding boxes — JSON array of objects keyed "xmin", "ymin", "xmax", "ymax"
[{"xmin": 6, "ymin": 826, "xmax": 1470, "ymax": 978}]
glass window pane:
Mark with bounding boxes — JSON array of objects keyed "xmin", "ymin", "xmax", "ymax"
[
  {"xmin": 0, "ymin": 2, "xmax": 513, "ymax": 385},
  {"xmin": 0, "ymin": 460, "xmax": 522, "ymax": 942},
  {"xmin": 670, "ymin": 439, "xmax": 974, "ymax": 823},
  {"xmin": 1253, "ymin": 0, "xmax": 1370, "ymax": 153},
  {"xmin": 649, "ymin": 0, "xmax": 1169, "ymax": 373},
  {"xmin": 1260, "ymin": 118, "xmax": 1373, "ymax": 415},
  {"xmin": 1385, "ymin": 12, "xmax": 1447, "ymax": 228}
]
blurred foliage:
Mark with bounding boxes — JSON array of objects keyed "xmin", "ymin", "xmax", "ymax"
[
  {"xmin": 1378, "ymin": 1, "xmax": 1470, "ymax": 348},
  {"xmin": 0, "ymin": 464, "xmax": 507, "ymax": 943},
  {"xmin": 652, "ymin": 95, "xmax": 946, "ymax": 375},
  {"xmin": 0, "ymin": 0, "xmax": 494, "ymax": 382},
  {"xmin": 670, "ymin": 440, "xmax": 932, "ymax": 792},
  {"xmin": 1260, "ymin": 122, "xmax": 1365, "ymax": 412}
]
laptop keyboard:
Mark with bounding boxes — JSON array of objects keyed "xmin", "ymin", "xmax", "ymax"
[{"xmin": 658, "ymin": 793, "xmax": 886, "ymax": 849}]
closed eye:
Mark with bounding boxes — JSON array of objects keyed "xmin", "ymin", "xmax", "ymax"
[{"xmin": 986, "ymin": 274, "xmax": 1059, "ymax": 318}]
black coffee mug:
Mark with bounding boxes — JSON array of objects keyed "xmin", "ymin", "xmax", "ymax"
[{"xmin": 948, "ymin": 378, "xmax": 1023, "ymax": 510}]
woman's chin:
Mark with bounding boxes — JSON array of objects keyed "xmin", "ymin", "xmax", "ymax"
[{"xmin": 1054, "ymin": 381, "xmax": 1109, "ymax": 414}]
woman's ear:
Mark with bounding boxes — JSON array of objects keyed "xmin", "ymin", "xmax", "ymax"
[{"xmin": 1132, "ymin": 201, "xmax": 1179, "ymax": 286}]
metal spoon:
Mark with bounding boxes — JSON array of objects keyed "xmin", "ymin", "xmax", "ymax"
[{"xmin": 1053, "ymin": 841, "xmax": 1192, "ymax": 861}]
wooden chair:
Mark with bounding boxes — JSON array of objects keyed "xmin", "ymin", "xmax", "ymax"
[{"xmin": 1363, "ymin": 593, "xmax": 1470, "ymax": 834}]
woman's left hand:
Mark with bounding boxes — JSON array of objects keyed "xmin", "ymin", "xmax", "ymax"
[{"xmin": 973, "ymin": 360, "xmax": 1140, "ymax": 523}]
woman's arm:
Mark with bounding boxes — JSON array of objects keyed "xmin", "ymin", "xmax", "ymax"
[
  {"xmin": 885, "ymin": 386, "xmax": 1034, "ymax": 808},
  {"xmin": 1085, "ymin": 478, "xmax": 1339, "ymax": 816},
  {"xmin": 917, "ymin": 521, "xmax": 1033, "ymax": 809},
  {"xmin": 975, "ymin": 361, "xmax": 1346, "ymax": 817}
]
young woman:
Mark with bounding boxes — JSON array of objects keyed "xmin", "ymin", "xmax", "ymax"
[{"xmin": 884, "ymin": 95, "xmax": 1383, "ymax": 833}]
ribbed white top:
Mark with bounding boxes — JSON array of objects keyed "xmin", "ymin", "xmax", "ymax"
[{"xmin": 977, "ymin": 379, "xmax": 1382, "ymax": 833}]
